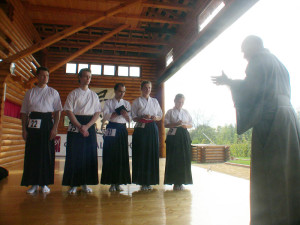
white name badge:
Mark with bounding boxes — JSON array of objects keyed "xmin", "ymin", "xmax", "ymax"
[
  {"xmin": 135, "ymin": 122, "xmax": 145, "ymax": 128},
  {"xmin": 28, "ymin": 119, "xmax": 42, "ymax": 129},
  {"xmin": 167, "ymin": 128, "xmax": 177, "ymax": 135},
  {"xmin": 68, "ymin": 123, "xmax": 79, "ymax": 133},
  {"xmin": 105, "ymin": 128, "xmax": 116, "ymax": 137}
]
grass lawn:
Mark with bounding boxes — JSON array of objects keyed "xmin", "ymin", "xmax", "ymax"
[{"xmin": 229, "ymin": 157, "xmax": 251, "ymax": 166}]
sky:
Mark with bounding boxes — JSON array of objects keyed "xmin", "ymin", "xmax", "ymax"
[{"xmin": 165, "ymin": 0, "xmax": 300, "ymax": 127}]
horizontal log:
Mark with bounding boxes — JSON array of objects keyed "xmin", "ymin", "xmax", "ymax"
[
  {"xmin": 0, "ymin": 149, "xmax": 25, "ymax": 158},
  {"xmin": 5, "ymin": 92, "xmax": 23, "ymax": 105},
  {"xmin": 6, "ymin": 88, "xmax": 24, "ymax": 102},
  {"xmin": 1, "ymin": 139, "xmax": 25, "ymax": 146},
  {"xmin": 1, "ymin": 134, "xmax": 23, "ymax": 140},
  {"xmin": 1, "ymin": 128, "xmax": 22, "ymax": 135},
  {"xmin": 0, "ymin": 158, "xmax": 23, "ymax": 168},
  {"xmin": 2, "ymin": 122, "xmax": 22, "ymax": 129},
  {"xmin": 0, "ymin": 154, "xmax": 24, "ymax": 165},
  {"xmin": 1, "ymin": 144, "xmax": 25, "ymax": 153},
  {"xmin": 3, "ymin": 115, "xmax": 22, "ymax": 124}
]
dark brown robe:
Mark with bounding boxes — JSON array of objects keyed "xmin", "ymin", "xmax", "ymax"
[{"xmin": 230, "ymin": 49, "xmax": 300, "ymax": 225}]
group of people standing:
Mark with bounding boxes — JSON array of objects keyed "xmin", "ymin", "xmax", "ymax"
[{"xmin": 20, "ymin": 67, "xmax": 193, "ymax": 194}]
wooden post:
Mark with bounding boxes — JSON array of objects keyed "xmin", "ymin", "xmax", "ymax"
[
  {"xmin": 156, "ymin": 83, "xmax": 166, "ymax": 158},
  {"xmin": 2, "ymin": 0, "xmax": 140, "ymax": 63}
]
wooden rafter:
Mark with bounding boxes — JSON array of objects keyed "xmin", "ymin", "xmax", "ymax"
[
  {"xmin": 50, "ymin": 42, "xmax": 161, "ymax": 54},
  {"xmin": 2, "ymin": 0, "xmax": 140, "ymax": 63},
  {"xmin": 26, "ymin": 24, "xmax": 129, "ymax": 85},
  {"xmin": 115, "ymin": 14, "xmax": 184, "ymax": 24},
  {"xmin": 23, "ymin": 1, "xmax": 191, "ymax": 14},
  {"xmin": 39, "ymin": 34, "xmax": 168, "ymax": 46}
]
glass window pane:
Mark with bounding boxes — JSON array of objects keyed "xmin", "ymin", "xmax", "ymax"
[
  {"xmin": 118, "ymin": 66, "xmax": 129, "ymax": 76},
  {"xmin": 129, "ymin": 66, "xmax": 140, "ymax": 77},
  {"xmin": 103, "ymin": 65, "xmax": 115, "ymax": 76},
  {"xmin": 66, "ymin": 63, "xmax": 77, "ymax": 74},
  {"xmin": 91, "ymin": 64, "xmax": 102, "ymax": 75},
  {"xmin": 78, "ymin": 64, "xmax": 89, "ymax": 73}
]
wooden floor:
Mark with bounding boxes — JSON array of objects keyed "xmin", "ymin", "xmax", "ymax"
[{"xmin": 0, "ymin": 158, "xmax": 250, "ymax": 225}]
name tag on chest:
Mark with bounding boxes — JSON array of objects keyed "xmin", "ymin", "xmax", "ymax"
[
  {"xmin": 167, "ymin": 128, "xmax": 177, "ymax": 135},
  {"xmin": 105, "ymin": 128, "xmax": 116, "ymax": 137},
  {"xmin": 28, "ymin": 119, "xmax": 42, "ymax": 129},
  {"xmin": 135, "ymin": 122, "xmax": 145, "ymax": 128},
  {"xmin": 68, "ymin": 123, "xmax": 79, "ymax": 133}
]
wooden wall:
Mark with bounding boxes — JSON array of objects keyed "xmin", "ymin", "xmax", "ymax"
[
  {"xmin": 0, "ymin": 0, "xmax": 40, "ymax": 167},
  {"xmin": 0, "ymin": 75, "xmax": 26, "ymax": 167}
]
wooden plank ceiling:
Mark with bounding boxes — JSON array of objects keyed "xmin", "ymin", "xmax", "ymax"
[{"xmin": 20, "ymin": 0, "xmax": 199, "ymax": 59}]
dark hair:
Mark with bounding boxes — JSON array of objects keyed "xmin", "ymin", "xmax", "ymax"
[
  {"xmin": 141, "ymin": 80, "xmax": 151, "ymax": 89},
  {"xmin": 36, "ymin": 67, "xmax": 49, "ymax": 76},
  {"xmin": 78, "ymin": 68, "xmax": 91, "ymax": 83},
  {"xmin": 174, "ymin": 93, "xmax": 185, "ymax": 101},
  {"xmin": 114, "ymin": 83, "xmax": 125, "ymax": 91}
]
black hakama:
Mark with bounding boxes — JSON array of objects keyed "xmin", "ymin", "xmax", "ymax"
[
  {"xmin": 101, "ymin": 122, "xmax": 131, "ymax": 185},
  {"xmin": 62, "ymin": 115, "xmax": 99, "ymax": 186},
  {"xmin": 164, "ymin": 127, "xmax": 193, "ymax": 185},
  {"xmin": 21, "ymin": 112, "xmax": 55, "ymax": 186},
  {"xmin": 132, "ymin": 121, "xmax": 159, "ymax": 185}
]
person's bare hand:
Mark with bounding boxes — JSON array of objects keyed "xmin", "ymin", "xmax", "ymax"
[
  {"xmin": 211, "ymin": 71, "xmax": 230, "ymax": 85},
  {"xmin": 110, "ymin": 112, "xmax": 118, "ymax": 119},
  {"xmin": 22, "ymin": 129, "xmax": 27, "ymax": 141},
  {"xmin": 143, "ymin": 114, "xmax": 151, "ymax": 119},
  {"xmin": 49, "ymin": 127, "xmax": 57, "ymax": 140},
  {"xmin": 121, "ymin": 110, "xmax": 129, "ymax": 121},
  {"xmin": 80, "ymin": 125, "xmax": 90, "ymax": 137}
]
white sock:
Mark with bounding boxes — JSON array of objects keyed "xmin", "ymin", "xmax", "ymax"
[
  {"xmin": 68, "ymin": 187, "xmax": 77, "ymax": 194},
  {"xmin": 41, "ymin": 185, "xmax": 50, "ymax": 193},
  {"xmin": 27, "ymin": 185, "xmax": 39, "ymax": 194},
  {"xmin": 82, "ymin": 185, "xmax": 92, "ymax": 193}
]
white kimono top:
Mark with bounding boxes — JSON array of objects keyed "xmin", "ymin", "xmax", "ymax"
[
  {"xmin": 103, "ymin": 98, "xmax": 131, "ymax": 123},
  {"xmin": 164, "ymin": 107, "xmax": 193, "ymax": 127},
  {"xmin": 64, "ymin": 88, "xmax": 101, "ymax": 115},
  {"xmin": 21, "ymin": 85, "xmax": 62, "ymax": 113},
  {"xmin": 131, "ymin": 96, "xmax": 162, "ymax": 119}
]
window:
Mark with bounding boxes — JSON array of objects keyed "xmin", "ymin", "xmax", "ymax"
[
  {"xmin": 65, "ymin": 63, "xmax": 141, "ymax": 77},
  {"xmin": 118, "ymin": 66, "xmax": 129, "ymax": 76},
  {"xmin": 129, "ymin": 66, "xmax": 141, "ymax": 77},
  {"xmin": 91, "ymin": 64, "xmax": 102, "ymax": 75},
  {"xmin": 66, "ymin": 63, "xmax": 77, "ymax": 74},
  {"xmin": 103, "ymin": 65, "xmax": 115, "ymax": 76},
  {"xmin": 166, "ymin": 49, "xmax": 173, "ymax": 67},
  {"xmin": 198, "ymin": 1, "xmax": 225, "ymax": 32},
  {"xmin": 78, "ymin": 63, "xmax": 89, "ymax": 73}
]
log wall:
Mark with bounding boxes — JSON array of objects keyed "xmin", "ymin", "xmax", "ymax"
[
  {"xmin": 191, "ymin": 144, "xmax": 230, "ymax": 163},
  {"xmin": 0, "ymin": 0, "xmax": 40, "ymax": 167}
]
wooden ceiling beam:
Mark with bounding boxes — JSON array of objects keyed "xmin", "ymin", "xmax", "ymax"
[
  {"xmin": 26, "ymin": 24, "xmax": 129, "ymax": 85},
  {"xmin": 49, "ymin": 42, "xmax": 161, "ymax": 54},
  {"xmin": 39, "ymin": 33, "xmax": 167, "ymax": 45},
  {"xmin": 23, "ymin": 1, "xmax": 191, "ymax": 14},
  {"xmin": 142, "ymin": 1, "xmax": 191, "ymax": 11},
  {"xmin": 115, "ymin": 14, "xmax": 184, "ymax": 24},
  {"xmin": 3, "ymin": 0, "xmax": 140, "ymax": 63}
]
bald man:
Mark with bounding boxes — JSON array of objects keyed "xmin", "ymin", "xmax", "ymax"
[{"xmin": 212, "ymin": 35, "xmax": 300, "ymax": 225}]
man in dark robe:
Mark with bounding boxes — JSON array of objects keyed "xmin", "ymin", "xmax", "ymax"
[{"xmin": 212, "ymin": 35, "xmax": 300, "ymax": 225}]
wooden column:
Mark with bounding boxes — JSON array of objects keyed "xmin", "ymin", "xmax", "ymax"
[{"xmin": 156, "ymin": 83, "xmax": 166, "ymax": 158}]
